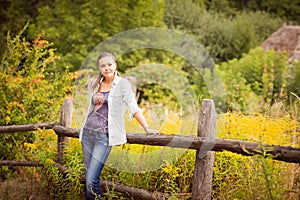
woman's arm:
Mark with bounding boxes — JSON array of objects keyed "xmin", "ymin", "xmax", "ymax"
[
  {"xmin": 121, "ymin": 78, "xmax": 159, "ymax": 134},
  {"xmin": 133, "ymin": 111, "xmax": 159, "ymax": 134}
]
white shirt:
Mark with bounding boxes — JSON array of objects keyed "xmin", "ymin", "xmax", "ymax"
[{"xmin": 79, "ymin": 74, "xmax": 142, "ymax": 146}]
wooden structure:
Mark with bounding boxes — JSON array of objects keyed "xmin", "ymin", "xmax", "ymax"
[
  {"xmin": 1, "ymin": 98, "xmax": 300, "ymax": 199},
  {"xmin": 261, "ymin": 24, "xmax": 300, "ymax": 61}
]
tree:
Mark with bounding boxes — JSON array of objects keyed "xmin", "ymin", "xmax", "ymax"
[
  {"xmin": 164, "ymin": 0, "xmax": 283, "ymax": 64},
  {"xmin": 205, "ymin": 0, "xmax": 300, "ymax": 24},
  {"xmin": 246, "ymin": 0, "xmax": 300, "ymax": 24},
  {"xmin": 0, "ymin": 0, "xmax": 55, "ymax": 56},
  {"xmin": 29, "ymin": 0, "xmax": 166, "ymax": 72},
  {"xmin": 164, "ymin": 0, "xmax": 205, "ymax": 30}
]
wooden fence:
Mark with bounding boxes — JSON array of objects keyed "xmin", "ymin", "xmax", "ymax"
[{"xmin": 1, "ymin": 98, "xmax": 300, "ymax": 200}]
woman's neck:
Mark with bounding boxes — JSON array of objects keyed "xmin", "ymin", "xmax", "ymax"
[{"xmin": 103, "ymin": 76, "xmax": 114, "ymax": 85}]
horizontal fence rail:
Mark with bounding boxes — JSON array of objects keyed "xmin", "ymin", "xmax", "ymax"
[
  {"xmin": 1, "ymin": 123, "xmax": 299, "ymax": 163},
  {"xmin": 0, "ymin": 122, "xmax": 59, "ymax": 133},
  {"xmin": 0, "ymin": 160, "xmax": 42, "ymax": 167}
]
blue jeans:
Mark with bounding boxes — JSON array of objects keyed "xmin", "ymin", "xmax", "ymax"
[{"xmin": 81, "ymin": 129, "xmax": 112, "ymax": 200}]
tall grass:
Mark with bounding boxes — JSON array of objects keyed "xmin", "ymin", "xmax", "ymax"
[{"xmin": 18, "ymin": 102, "xmax": 298, "ymax": 199}]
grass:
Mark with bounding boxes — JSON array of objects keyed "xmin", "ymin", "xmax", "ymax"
[{"xmin": 1, "ymin": 100, "xmax": 299, "ymax": 199}]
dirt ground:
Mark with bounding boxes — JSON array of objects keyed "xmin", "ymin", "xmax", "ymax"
[{"xmin": 0, "ymin": 167, "xmax": 54, "ymax": 200}]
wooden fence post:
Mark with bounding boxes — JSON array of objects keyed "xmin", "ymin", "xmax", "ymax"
[
  {"xmin": 57, "ymin": 98, "xmax": 73, "ymax": 164},
  {"xmin": 191, "ymin": 99, "xmax": 216, "ymax": 200}
]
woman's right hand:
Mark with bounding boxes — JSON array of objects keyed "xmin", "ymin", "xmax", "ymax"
[
  {"xmin": 144, "ymin": 126, "xmax": 159, "ymax": 134},
  {"xmin": 93, "ymin": 92, "xmax": 104, "ymax": 105}
]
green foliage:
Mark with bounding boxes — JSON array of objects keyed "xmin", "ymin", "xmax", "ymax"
[
  {"xmin": 204, "ymin": 0, "xmax": 300, "ymax": 24},
  {"xmin": 204, "ymin": 0, "xmax": 237, "ymax": 14},
  {"xmin": 217, "ymin": 47, "xmax": 292, "ymax": 112},
  {"xmin": 246, "ymin": 0, "xmax": 300, "ymax": 24},
  {"xmin": 23, "ymin": 129, "xmax": 84, "ymax": 200},
  {"xmin": 216, "ymin": 62, "xmax": 256, "ymax": 112},
  {"xmin": 0, "ymin": 25, "xmax": 74, "ymax": 161},
  {"xmin": 195, "ymin": 11, "xmax": 283, "ymax": 63},
  {"xmin": 164, "ymin": 0, "xmax": 204, "ymax": 30},
  {"xmin": 121, "ymin": 50, "xmax": 189, "ymax": 109},
  {"xmin": 213, "ymin": 112, "xmax": 299, "ymax": 199},
  {"xmin": 287, "ymin": 60, "xmax": 300, "ymax": 98},
  {"xmin": 29, "ymin": 0, "xmax": 166, "ymax": 72},
  {"xmin": 164, "ymin": 0, "xmax": 283, "ymax": 64},
  {"xmin": 41, "ymin": 141, "xmax": 85, "ymax": 200},
  {"xmin": 242, "ymin": 48, "xmax": 289, "ymax": 102},
  {"xmin": 213, "ymin": 153, "xmax": 292, "ymax": 200},
  {"xmin": 0, "ymin": 0, "xmax": 55, "ymax": 56}
]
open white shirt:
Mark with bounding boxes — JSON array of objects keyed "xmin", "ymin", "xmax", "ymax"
[{"xmin": 79, "ymin": 75, "xmax": 141, "ymax": 146}]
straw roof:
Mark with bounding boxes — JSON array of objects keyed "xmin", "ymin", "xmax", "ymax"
[{"xmin": 261, "ymin": 24, "xmax": 300, "ymax": 61}]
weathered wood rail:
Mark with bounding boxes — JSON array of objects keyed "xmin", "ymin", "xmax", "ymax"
[
  {"xmin": 1, "ymin": 121, "xmax": 299, "ymax": 163},
  {"xmin": 50, "ymin": 126, "xmax": 300, "ymax": 163},
  {"xmin": 1, "ymin": 98, "xmax": 300, "ymax": 200}
]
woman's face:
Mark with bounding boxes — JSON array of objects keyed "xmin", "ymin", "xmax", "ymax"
[{"xmin": 98, "ymin": 56, "xmax": 117, "ymax": 79}]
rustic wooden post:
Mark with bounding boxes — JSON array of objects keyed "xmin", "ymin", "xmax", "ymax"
[
  {"xmin": 191, "ymin": 99, "xmax": 216, "ymax": 200},
  {"xmin": 57, "ymin": 98, "xmax": 73, "ymax": 164}
]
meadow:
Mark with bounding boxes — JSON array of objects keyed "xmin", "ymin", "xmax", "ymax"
[{"xmin": 10, "ymin": 104, "xmax": 298, "ymax": 200}]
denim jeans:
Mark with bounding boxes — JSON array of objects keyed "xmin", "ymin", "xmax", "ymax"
[{"xmin": 81, "ymin": 129, "xmax": 112, "ymax": 200}]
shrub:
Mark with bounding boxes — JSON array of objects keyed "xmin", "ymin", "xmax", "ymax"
[{"xmin": 0, "ymin": 24, "xmax": 74, "ymax": 163}]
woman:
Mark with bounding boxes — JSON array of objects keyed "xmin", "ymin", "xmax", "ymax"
[{"xmin": 80, "ymin": 52, "xmax": 158, "ymax": 199}]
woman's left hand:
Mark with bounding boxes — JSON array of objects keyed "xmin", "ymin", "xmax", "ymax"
[{"xmin": 144, "ymin": 127, "xmax": 159, "ymax": 134}]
